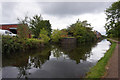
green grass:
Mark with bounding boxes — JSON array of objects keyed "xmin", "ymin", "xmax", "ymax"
[{"xmin": 86, "ymin": 39, "xmax": 117, "ymax": 78}]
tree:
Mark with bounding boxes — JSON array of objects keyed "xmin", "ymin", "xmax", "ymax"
[
  {"xmin": 29, "ymin": 15, "xmax": 43, "ymax": 38},
  {"xmin": 17, "ymin": 24, "xmax": 30, "ymax": 39},
  {"xmin": 29, "ymin": 15, "xmax": 52, "ymax": 38},
  {"xmin": 67, "ymin": 19, "xmax": 96, "ymax": 43},
  {"xmin": 17, "ymin": 16, "xmax": 30, "ymax": 39},
  {"xmin": 40, "ymin": 20, "xmax": 52, "ymax": 37},
  {"xmin": 51, "ymin": 29, "xmax": 62, "ymax": 42},
  {"xmin": 39, "ymin": 28, "xmax": 50, "ymax": 43},
  {"xmin": 67, "ymin": 19, "xmax": 91, "ymax": 36},
  {"xmin": 105, "ymin": 1, "xmax": 120, "ymax": 38},
  {"xmin": 18, "ymin": 15, "xmax": 52, "ymax": 38}
]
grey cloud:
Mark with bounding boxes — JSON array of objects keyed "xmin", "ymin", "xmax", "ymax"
[
  {"xmin": 39, "ymin": 2, "xmax": 112, "ymax": 16},
  {"xmin": 1, "ymin": 2, "xmax": 112, "ymax": 24},
  {"xmin": 2, "ymin": 2, "xmax": 18, "ymax": 23},
  {"xmin": 2, "ymin": 2, "xmax": 17, "ymax": 17}
]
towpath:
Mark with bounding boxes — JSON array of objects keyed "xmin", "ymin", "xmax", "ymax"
[{"xmin": 104, "ymin": 39, "xmax": 120, "ymax": 79}]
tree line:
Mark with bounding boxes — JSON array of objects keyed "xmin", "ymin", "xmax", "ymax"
[{"xmin": 17, "ymin": 15, "xmax": 97, "ymax": 43}]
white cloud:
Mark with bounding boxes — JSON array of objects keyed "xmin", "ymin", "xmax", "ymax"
[
  {"xmin": 76, "ymin": 13, "xmax": 107, "ymax": 35},
  {"xmin": 1, "ymin": 2, "xmax": 42, "ymax": 24},
  {"xmin": 43, "ymin": 12, "xmax": 107, "ymax": 35},
  {"xmin": 0, "ymin": 0, "xmax": 118, "ymax": 2},
  {"xmin": 1, "ymin": 2, "xmax": 113, "ymax": 35},
  {"xmin": 13, "ymin": 2, "xmax": 42, "ymax": 20},
  {"xmin": 43, "ymin": 14, "xmax": 76, "ymax": 29},
  {"xmin": 0, "ymin": 3, "xmax": 2, "ymax": 23}
]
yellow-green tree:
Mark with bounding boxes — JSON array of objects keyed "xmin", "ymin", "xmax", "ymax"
[
  {"xmin": 51, "ymin": 29, "xmax": 62, "ymax": 43},
  {"xmin": 39, "ymin": 28, "xmax": 50, "ymax": 43}
]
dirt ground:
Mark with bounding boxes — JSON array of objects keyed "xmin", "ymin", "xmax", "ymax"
[{"xmin": 104, "ymin": 39, "xmax": 120, "ymax": 79}]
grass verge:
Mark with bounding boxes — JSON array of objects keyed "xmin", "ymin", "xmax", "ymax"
[{"xmin": 86, "ymin": 39, "xmax": 117, "ymax": 78}]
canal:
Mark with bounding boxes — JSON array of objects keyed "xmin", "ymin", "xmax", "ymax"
[{"xmin": 2, "ymin": 39, "xmax": 111, "ymax": 78}]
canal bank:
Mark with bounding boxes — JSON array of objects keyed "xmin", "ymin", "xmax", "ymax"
[
  {"xmin": 86, "ymin": 38, "xmax": 117, "ymax": 78},
  {"xmin": 104, "ymin": 39, "xmax": 119, "ymax": 78},
  {"xmin": 2, "ymin": 36, "xmax": 45, "ymax": 55}
]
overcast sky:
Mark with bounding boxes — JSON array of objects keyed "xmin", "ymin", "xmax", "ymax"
[{"xmin": 0, "ymin": 1, "xmax": 117, "ymax": 35}]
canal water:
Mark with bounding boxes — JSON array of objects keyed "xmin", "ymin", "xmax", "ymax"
[{"xmin": 2, "ymin": 39, "xmax": 111, "ymax": 78}]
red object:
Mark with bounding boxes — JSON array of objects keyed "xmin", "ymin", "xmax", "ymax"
[
  {"xmin": 0, "ymin": 24, "xmax": 18, "ymax": 30},
  {"xmin": 0, "ymin": 24, "xmax": 31, "ymax": 38}
]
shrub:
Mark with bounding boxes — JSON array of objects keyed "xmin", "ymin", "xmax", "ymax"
[
  {"xmin": 2, "ymin": 35, "xmax": 44, "ymax": 55},
  {"xmin": 39, "ymin": 28, "xmax": 50, "ymax": 43},
  {"xmin": 51, "ymin": 29, "xmax": 62, "ymax": 43}
]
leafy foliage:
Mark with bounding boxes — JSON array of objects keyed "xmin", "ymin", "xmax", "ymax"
[
  {"xmin": 17, "ymin": 17, "xmax": 30, "ymax": 39},
  {"xmin": 39, "ymin": 28, "xmax": 50, "ymax": 43},
  {"xmin": 51, "ymin": 29, "xmax": 72, "ymax": 43},
  {"xmin": 29, "ymin": 15, "xmax": 52, "ymax": 38},
  {"xmin": 17, "ymin": 24, "xmax": 30, "ymax": 39},
  {"xmin": 51, "ymin": 29, "xmax": 62, "ymax": 42},
  {"xmin": 18, "ymin": 15, "xmax": 52, "ymax": 38},
  {"xmin": 105, "ymin": 1, "xmax": 120, "ymax": 38},
  {"xmin": 67, "ymin": 19, "xmax": 96, "ymax": 43},
  {"xmin": 29, "ymin": 15, "xmax": 43, "ymax": 37},
  {"xmin": 2, "ymin": 35, "xmax": 44, "ymax": 55},
  {"xmin": 60, "ymin": 29, "xmax": 68, "ymax": 38}
]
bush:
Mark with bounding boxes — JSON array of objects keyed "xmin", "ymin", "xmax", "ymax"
[
  {"xmin": 39, "ymin": 28, "xmax": 50, "ymax": 43},
  {"xmin": 51, "ymin": 29, "xmax": 62, "ymax": 43},
  {"xmin": 40, "ymin": 34, "xmax": 50, "ymax": 43},
  {"xmin": 2, "ymin": 35, "xmax": 44, "ymax": 55}
]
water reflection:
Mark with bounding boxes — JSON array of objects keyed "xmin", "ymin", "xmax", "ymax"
[{"xmin": 2, "ymin": 39, "xmax": 111, "ymax": 78}]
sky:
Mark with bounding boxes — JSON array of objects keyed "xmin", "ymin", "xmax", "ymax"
[{"xmin": 0, "ymin": 0, "xmax": 118, "ymax": 35}]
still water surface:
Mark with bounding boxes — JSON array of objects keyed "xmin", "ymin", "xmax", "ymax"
[{"xmin": 2, "ymin": 39, "xmax": 111, "ymax": 78}]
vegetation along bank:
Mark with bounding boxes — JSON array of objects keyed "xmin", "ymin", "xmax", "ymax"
[
  {"xmin": 2, "ymin": 35, "xmax": 44, "ymax": 55},
  {"xmin": 2, "ymin": 14, "xmax": 99, "ymax": 55},
  {"xmin": 86, "ymin": 39, "xmax": 117, "ymax": 78}
]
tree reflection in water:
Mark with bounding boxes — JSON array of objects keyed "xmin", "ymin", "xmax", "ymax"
[
  {"xmin": 3, "ymin": 41, "xmax": 99, "ymax": 78},
  {"xmin": 17, "ymin": 67, "xmax": 29, "ymax": 79},
  {"xmin": 51, "ymin": 41, "xmax": 97, "ymax": 64}
]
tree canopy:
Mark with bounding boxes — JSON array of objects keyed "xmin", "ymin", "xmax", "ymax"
[
  {"xmin": 51, "ymin": 29, "xmax": 62, "ymax": 42},
  {"xmin": 18, "ymin": 15, "xmax": 52, "ymax": 38},
  {"xmin": 29, "ymin": 15, "xmax": 52, "ymax": 38},
  {"xmin": 105, "ymin": 1, "xmax": 120, "ymax": 38},
  {"xmin": 67, "ymin": 19, "xmax": 96, "ymax": 43},
  {"xmin": 39, "ymin": 28, "xmax": 50, "ymax": 43},
  {"xmin": 17, "ymin": 17, "xmax": 30, "ymax": 39}
]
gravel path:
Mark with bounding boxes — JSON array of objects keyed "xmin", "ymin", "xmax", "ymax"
[{"xmin": 104, "ymin": 39, "xmax": 119, "ymax": 79}]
